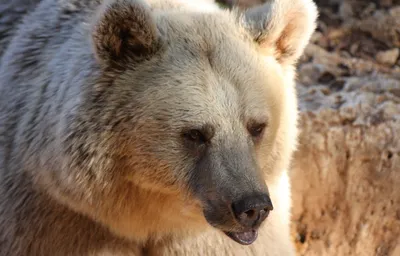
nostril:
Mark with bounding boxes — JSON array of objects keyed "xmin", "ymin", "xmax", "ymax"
[
  {"xmin": 243, "ymin": 209, "xmax": 257, "ymax": 221},
  {"xmin": 231, "ymin": 194, "xmax": 273, "ymax": 228}
]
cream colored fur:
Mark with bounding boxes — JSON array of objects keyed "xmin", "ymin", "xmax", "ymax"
[
  {"xmin": 0, "ymin": 0, "xmax": 317, "ymax": 255},
  {"xmin": 144, "ymin": 0, "xmax": 318, "ymax": 255}
]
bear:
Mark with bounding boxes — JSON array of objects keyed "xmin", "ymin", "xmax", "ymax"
[{"xmin": 0, "ymin": 0, "xmax": 318, "ymax": 255}]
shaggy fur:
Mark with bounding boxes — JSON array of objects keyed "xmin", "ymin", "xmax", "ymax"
[{"xmin": 0, "ymin": 0, "xmax": 317, "ymax": 255}]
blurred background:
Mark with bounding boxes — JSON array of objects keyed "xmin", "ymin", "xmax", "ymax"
[{"xmin": 220, "ymin": 0, "xmax": 400, "ymax": 255}]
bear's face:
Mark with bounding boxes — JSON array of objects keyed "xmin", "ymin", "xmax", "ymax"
[
  {"xmin": 76, "ymin": 0, "xmax": 317, "ymax": 244},
  {"xmin": 114, "ymin": 13, "xmax": 281, "ymax": 190}
]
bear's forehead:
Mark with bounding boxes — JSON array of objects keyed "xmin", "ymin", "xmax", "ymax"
[
  {"xmin": 157, "ymin": 11, "xmax": 250, "ymax": 48},
  {"xmin": 164, "ymin": 22, "xmax": 272, "ymax": 89},
  {"xmin": 156, "ymin": 12, "xmax": 265, "ymax": 86},
  {"xmin": 124, "ymin": 11, "xmax": 284, "ymax": 124}
]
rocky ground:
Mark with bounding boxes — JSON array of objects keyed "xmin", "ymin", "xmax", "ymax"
[
  {"xmin": 292, "ymin": 1, "xmax": 400, "ymax": 255},
  {"xmin": 220, "ymin": 0, "xmax": 400, "ymax": 255}
]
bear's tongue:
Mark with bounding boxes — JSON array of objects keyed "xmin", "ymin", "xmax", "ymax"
[{"xmin": 224, "ymin": 230, "xmax": 258, "ymax": 245}]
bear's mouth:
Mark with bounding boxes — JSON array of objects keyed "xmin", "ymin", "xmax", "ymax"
[{"xmin": 224, "ymin": 229, "xmax": 258, "ymax": 245}]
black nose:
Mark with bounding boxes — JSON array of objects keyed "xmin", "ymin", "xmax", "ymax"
[{"xmin": 231, "ymin": 194, "xmax": 273, "ymax": 229}]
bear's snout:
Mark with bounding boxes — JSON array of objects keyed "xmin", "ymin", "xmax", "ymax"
[
  {"xmin": 209, "ymin": 192, "xmax": 274, "ymax": 245},
  {"xmin": 231, "ymin": 193, "xmax": 273, "ymax": 229},
  {"xmin": 191, "ymin": 141, "xmax": 272, "ymax": 240}
]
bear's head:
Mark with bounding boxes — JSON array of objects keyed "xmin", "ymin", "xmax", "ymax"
[{"xmin": 45, "ymin": 0, "xmax": 317, "ymax": 245}]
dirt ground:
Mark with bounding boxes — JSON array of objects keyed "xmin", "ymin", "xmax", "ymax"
[{"xmin": 291, "ymin": 1, "xmax": 400, "ymax": 255}]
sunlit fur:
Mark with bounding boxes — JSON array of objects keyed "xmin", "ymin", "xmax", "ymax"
[{"xmin": 0, "ymin": 0, "xmax": 317, "ymax": 255}]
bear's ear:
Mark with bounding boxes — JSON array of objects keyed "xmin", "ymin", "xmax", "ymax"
[
  {"xmin": 240, "ymin": 0, "xmax": 318, "ymax": 66},
  {"xmin": 92, "ymin": 0, "xmax": 161, "ymax": 65}
]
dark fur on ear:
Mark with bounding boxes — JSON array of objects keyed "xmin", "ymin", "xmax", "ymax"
[
  {"xmin": 240, "ymin": 0, "xmax": 318, "ymax": 66},
  {"xmin": 92, "ymin": 0, "xmax": 161, "ymax": 65}
]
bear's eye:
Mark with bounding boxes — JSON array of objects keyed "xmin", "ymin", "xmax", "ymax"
[
  {"xmin": 248, "ymin": 123, "xmax": 266, "ymax": 138},
  {"xmin": 184, "ymin": 129, "xmax": 207, "ymax": 144}
]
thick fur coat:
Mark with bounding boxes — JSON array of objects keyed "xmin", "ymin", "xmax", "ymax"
[{"xmin": 0, "ymin": 0, "xmax": 317, "ymax": 255}]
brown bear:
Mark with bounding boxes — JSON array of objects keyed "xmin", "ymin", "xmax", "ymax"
[{"xmin": 0, "ymin": 0, "xmax": 317, "ymax": 255}]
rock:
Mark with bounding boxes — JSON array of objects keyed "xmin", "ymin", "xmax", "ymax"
[
  {"xmin": 379, "ymin": 0, "xmax": 393, "ymax": 7},
  {"xmin": 291, "ymin": 76, "xmax": 400, "ymax": 256},
  {"xmin": 376, "ymin": 48, "xmax": 400, "ymax": 66},
  {"xmin": 298, "ymin": 63, "xmax": 328, "ymax": 86},
  {"xmin": 290, "ymin": 0, "xmax": 400, "ymax": 255},
  {"xmin": 303, "ymin": 44, "xmax": 399, "ymax": 79},
  {"xmin": 309, "ymin": 31, "xmax": 324, "ymax": 44},
  {"xmin": 356, "ymin": 8, "xmax": 400, "ymax": 48},
  {"xmin": 339, "ymin": 1, "xmax": 354, "ymax": 20}
]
